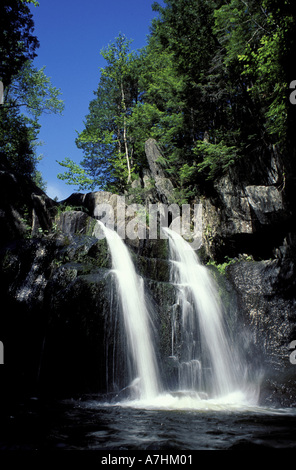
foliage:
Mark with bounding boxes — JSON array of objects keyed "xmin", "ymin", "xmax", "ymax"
[
  {"xmin": 0, "ymin": 0, "xmax": 64, "ymax": 189},
  {"xmin": 194, "ymin": 141, "xmax": 239, "ymax": 180},
  {"xmin": 58, "ymin": 34, "xmax": 142, "ymax": 192},
  {"xmin": 236, "ymin": 0, "xmax": 295, "ymax": 145},
  {"xmin": 207, "ymin": 256, "xmax": 237, "ymax": 275},
  {"xmin": 6, "ymin": 61, "xmax": 64, "ymax": 118},
  {"xmin": 0, "ymin": 106, "xmax": 38, "ymax": 176},
  {"xmin": 57, "ymin": 0, "xmax": 296, "ymax": 197},
  {"xmin": 214, "ymin": 0, "xmax": 296, "ymax": 148},
  {"xmin": 57, "ymin": 157, "xmax": 97, "ymax": 191},
  {"xmin": 0, "ymin": 0, "xmax": 39, "ymax": 88},
  {"xmin": 0, "ymin": 61, "xmax": 64, "ymax": 180}
]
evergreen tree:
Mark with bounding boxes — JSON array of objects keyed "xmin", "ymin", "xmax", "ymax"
[{"xmin": 58, "ymin": 0, "xmax": 296, "ymax": 198}]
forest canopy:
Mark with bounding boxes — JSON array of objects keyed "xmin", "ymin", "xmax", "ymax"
[
  {"xmin": 1, "ymin": 0, "xmax": 295, "ymax": 199},
  {"xmin": 57, "ymin": 0, "xmax": 296, "ymax": 200}
]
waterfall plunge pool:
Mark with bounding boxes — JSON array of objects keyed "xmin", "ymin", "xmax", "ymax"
[
  {"xmin": 1, "ymin": 394, "xmax": 296, "ymax": 451},
  {"xmin": 2, "ymin": 223, "xmax": 295, "ymax": 452}
]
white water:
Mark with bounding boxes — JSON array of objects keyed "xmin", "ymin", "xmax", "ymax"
[
  {"xmin": 98, "ymin": 221, "xmax": 161, "ymax": 400},
  {"xmin": 98, "ymin": 222, "xmax": 259, "ymax": 410},
  {"xmin": 163, "ymin": 227, "xmax": 241, "ymax": 398}
]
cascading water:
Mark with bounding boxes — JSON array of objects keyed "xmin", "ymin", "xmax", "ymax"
[
  {"xmin": 163, "ymin": 227, "xmax": 255, "ymax": 403},
  {"xmin": 98, "ymin": 221, "xmax": 161, "ymax": 401},
  {"xmin": 97, "ymin": 220, "xmax": 259, "ymax": 409}
]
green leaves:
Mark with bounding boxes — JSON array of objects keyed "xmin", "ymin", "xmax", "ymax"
[
  {"xmin": 58, "ymin": 34, "xmax": 141, "ymax": 192},
  {"xmin": 7, "ymin": 61, "xmax": 64, "ymax": 119},
  {"xmin": 194, "ymin": 141, "xmax": 239, "ymax": 180},
  {"xmin": 21, "ymin": 0, "xmax": 40, "ymax": 6},
  {"xmin": 0, "ymin": 0, "xmax": 39, "ymax": 87},
  {"xmin": 59, "ymin": 0, "xmax": 296, "ymax": 197},
  {"xmin": 0, "ymin": 61, "xmax": 64, "ymax": 184},
  {"xmin": 56, "ymin": 158, "xmax": 97, "ymax": 191},
  {"xmin": 214, "ymin": 0, "xmax": 295, "ymax": 147}
]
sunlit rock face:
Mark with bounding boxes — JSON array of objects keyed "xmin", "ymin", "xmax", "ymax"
[{"xmin": 193, "ymin": 141, "xmax": 296, "ymax": 264}]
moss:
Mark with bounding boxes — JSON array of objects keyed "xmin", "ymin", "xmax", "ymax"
[
  {"xmin": 87, "ymin": 238, "xmax": 110, "ymax": 269},
  {"xmin": 139, "ymin": 237, "xmax": 169, "ymax": 261},
  {"xmin": 85, "ymin": 217, "xmax": 98, "ymax": 237},
  {"xmin": 146, "ymin": 278, "xmax": 177, "ymax": 361},
  {"xmin": 206, "ymin": 256, "xmax": 236, "ymax": 275},
  {"xmin": 134, "ymin": 255, "xmax": 170, "ymax": 283}
]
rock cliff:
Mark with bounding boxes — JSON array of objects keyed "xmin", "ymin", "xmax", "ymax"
[
  {"xmin": 0, "ymin": 140, "xmax": 296, "ymax": 407},
  {"xmin": 201, "ymin": 148, "xmax": 295, "ymax": 262}
]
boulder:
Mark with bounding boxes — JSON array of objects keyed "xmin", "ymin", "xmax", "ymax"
[
  {"xmin": 54, "ymin": 210, "xmax": 98, "ymax": 236},
  {"xmin": 201, "ymin": 152, "xmax": 293, "ymax": 261},
  {"xmin": 244, "ymin": 185, "xmax": 284, "ymax": 224},
  {"xmin": 0, "ymin": 157, "xmax": 57, "ymax": 245}
]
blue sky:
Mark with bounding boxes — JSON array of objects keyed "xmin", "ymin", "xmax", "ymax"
[{"xmin": 29, "ymin": 0, "xmax": 163, "ymax": 201}]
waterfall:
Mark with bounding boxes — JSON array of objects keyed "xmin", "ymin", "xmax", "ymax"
[
  {"xmin": 163, "ymin": 227, "xmax": 241, "ymax": 398},
  {"xmin": 97, "ymin": 220, "xmax": 258, "ymax": 409},
  {"xmin": 98, "ymin": 221, "xmax": 161, "ymax": 400}
]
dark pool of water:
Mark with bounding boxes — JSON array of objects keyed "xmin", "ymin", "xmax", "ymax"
[{"xmin": 1, "ymin": 395, "xmax": 296, "ymax": 452}]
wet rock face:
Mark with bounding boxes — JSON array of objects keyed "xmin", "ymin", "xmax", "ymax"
[
  {"xmin": 57, "ymin": 141, "xmax": 294, "ymax": 264},
  {"xmin": 0, "ymin": 207, "xmax": 173, "ymax": 400},
  {"xmin": 244, "ymin": 185, "xmax": 284, "ymax": 224},
  {"xmin": 1, "ymin": 142, "xmax": 296, "ymax": 407},
  {"xmin": 0, "ymin": 157, "xmax": 59, "ymax": 243},
  {"xmin": 226, "ymin": 260, "xmax": 296, "ymax": 407},
  {"xmin": 1, "ymin": 207, "xmax": 296, "ymax": 406}
]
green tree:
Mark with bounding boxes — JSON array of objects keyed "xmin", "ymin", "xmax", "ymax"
[
  {"xmin": 0, "ymin": 0, "xmax": 39, "ymax": 88},
  {"xmin": 0, "ymin": 60, "xmax": 64, "ymax": 180},
  {"xmin": 214, "ymin": 0, "xmax": 279, "ymax": 143},
  {"xmin": 99, "ymin": 34, "xmax": 139, "ymax": 185},
  {"xmin": 209, "ymin": 0, "xmax": 296, "ymax": 182},
  {"xmin": 58, "ymin": 34, "xmax": 141, "ymax": 192},
  {"xmin": 59, "ymin": 0, "xmax": 296, "ymax": 198},
  {"xmin": 233, "ymin": 0, "xmax": 296, "ymax": 146},
  {"xmin": 150, "ymin": 0, "xmax": 295, "ymax": 182},
  {"xmin": 1, "ymin": 0, "xmax": 64, "ymax": 189},
  {"xmin": 128, "ymin": 34, "xmax": 186, "ymax": 182},
  {"xmin": 2, "ymin": 60, "xmax": 64, "ymax": 118},
  {"xmin": 151, "ymin": 0, "xmax": 221, "ymax": 144}
]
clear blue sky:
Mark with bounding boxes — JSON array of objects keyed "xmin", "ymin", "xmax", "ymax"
[{"xmin": 29, "ymin": 0, "xmax": 163, "ymax": 201}]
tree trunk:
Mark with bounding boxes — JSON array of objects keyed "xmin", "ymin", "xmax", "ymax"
[{"xmin": 121, "ymin": 81, "xmax": 131, "ymax": 184}]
